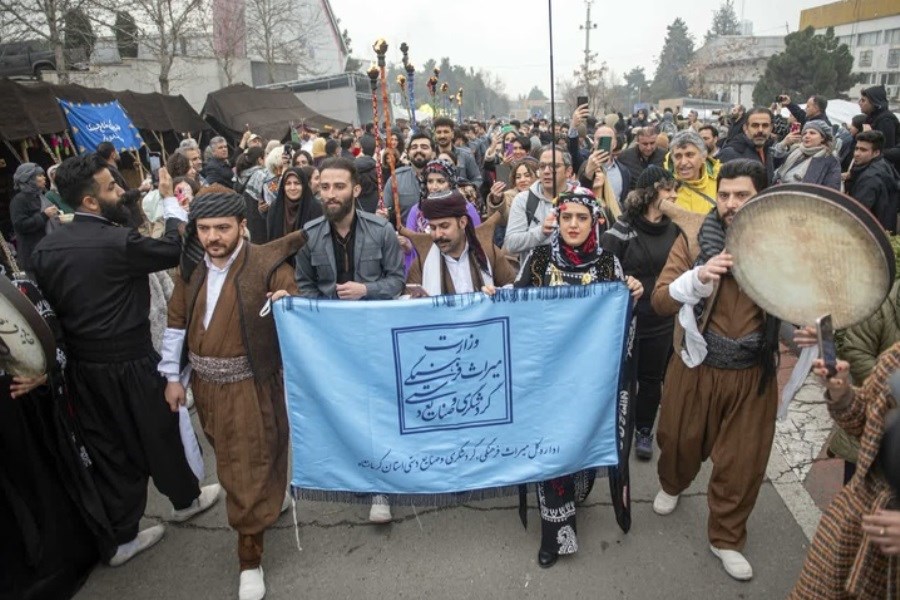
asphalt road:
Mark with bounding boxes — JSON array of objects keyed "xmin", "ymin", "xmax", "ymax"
[{"xmin": 76, "ymin": 414, "xmax": 809, "ymax": 600}]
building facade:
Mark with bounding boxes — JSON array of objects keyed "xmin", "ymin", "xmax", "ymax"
[
  {"xmin": 690, "ymin": 35, "xmax": 786, "ymax": 106},
  {"xmin": 800, "ymin": 0, "xmax": 900, "ymax": 106}
]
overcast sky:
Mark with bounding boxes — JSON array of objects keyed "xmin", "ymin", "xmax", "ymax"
[{"xmin": 330, "ymin": 0, "xmax": 826, "ymax": 97}]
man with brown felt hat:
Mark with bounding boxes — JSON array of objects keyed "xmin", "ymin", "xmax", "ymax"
[{"xmin": 406, "ymin": 189, "xmax": 517, "ymax": 296}]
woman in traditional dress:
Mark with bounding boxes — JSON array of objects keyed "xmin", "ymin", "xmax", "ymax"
[{"xmin": 514, "ymin": 186, "xmax": 642, "ymax": 568}]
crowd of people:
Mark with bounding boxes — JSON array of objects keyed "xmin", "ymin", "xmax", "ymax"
[{"xmin": 3, "ymin": 82, "xmax": 900, "ymax": 600}]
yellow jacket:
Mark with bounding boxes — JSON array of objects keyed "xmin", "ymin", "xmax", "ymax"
[{"xmin": 663, "ymin": 154, "xmax": 721, "ymax": 214}]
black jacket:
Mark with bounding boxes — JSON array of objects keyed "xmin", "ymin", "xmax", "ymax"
[
  {"xmin": 846, "ymin": 157, "xmax": 900, "ymax": 234},
  {"xmin": 617, "ymin": 146, "xmax": 665, "ymax": 192},
  {"xmin": 600, "ymin": 214, "xmax": 681, "ymax": 338},
  {"xmin": 863, "ymin": 85, "xmax": 900, "ymax": 150},
  {"xmin": 9, "ymin": 190, "xmax": 48, "ymax": 272},
  {"xmin": 201, "ymin": 157, "xmax": 234, "ymax": 189},
  {"xmin": 355, "ymin": 155, "xmax": 379, "ymax": 213},
  {"xmin": 32, "ymin": 214, "xmax": 184, "ymax": 358},
  {"xmin": 717, "ymin": 133, "xmax": 775, "ymax": 184}
]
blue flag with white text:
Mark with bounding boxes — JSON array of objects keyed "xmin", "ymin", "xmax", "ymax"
[
  {"xmin": 274, "ymin": 284, "xmax": 632, "ymax": 502},
  {"xmin": 58, "ymin": 99, "xmax": 143, "ymax": 154}
]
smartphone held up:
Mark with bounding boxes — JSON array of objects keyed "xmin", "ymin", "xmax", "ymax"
[{"xmin": 816, "ymin": 314, "xmax": 838, "ymax": 378}]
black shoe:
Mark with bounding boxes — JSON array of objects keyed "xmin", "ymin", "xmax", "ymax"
[
  {"xmin": 537, "ymin": 549, "xmax": 558, "ymax": 568},
  {"xmin": 634, "ymin": 428, "xmax": 654, "ymax": 461}
]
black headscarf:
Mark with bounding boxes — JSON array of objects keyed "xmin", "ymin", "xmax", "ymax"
[
  {"xmin": 180, "ymin": 191, "xmax": 247, "ymax": 281},
  {"xmin": 267, "ymin": 167, "xmax": 322, "ymax": 241}
]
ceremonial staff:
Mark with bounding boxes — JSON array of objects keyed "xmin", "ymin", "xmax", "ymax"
[
  {"xmin": 400, "ymin": 42, "xmax": 417, "ymax": 132},
  {"xmin": 367, "ymin": 64, "xmax": 385, "ymax": 212},
  {"xmin": 397, "ymin": 74, "xmax": 413, "ymax": 133},
  {"xmin": 548, "ymin": 0, "xmax": 558, "ymax": 199},
  {"xmin": 427, "ymin": 68, "xmax": 440, "ymax": 119},
  {"xmin": 440, "ymin": 82, "xmax": 450, "ymax": 118},
  {"xmin": 456, "ymin": 88, "xmax": 464, "ymax": 125},
  {"xmin": 374, "ymin": 39, "xmax": 402, "ymax": 228}
]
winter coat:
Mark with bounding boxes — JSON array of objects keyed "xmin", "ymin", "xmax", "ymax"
[
  {"xmin": 862, "ymin": 85, "xmax": 900, "ymax": 149},
  {"xmin": 846, "ymin": 156, "xmax": 900, "ymax": 234},
  {"xmin": 717, "ymin": 133, "xmax": 775, "ymax": 184},
  {"xmin": 841, "ymin": 279, "xmax": 900, "ymax": 386},
  {"xmin": 201, "ymin": 156, "xmax": 234, "ymax": 189},
  {"xmin": 617, "ymin": 145, "xmax": 665, "ymax": 192},
  {"xmin": 10, "ymin": 190, "xmax": 49, "ymax": 272}
]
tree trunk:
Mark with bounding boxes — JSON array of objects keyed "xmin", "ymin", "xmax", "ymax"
[{"xmin": 49, "ymin": 17, "xmax": 68, "ymax": 83}]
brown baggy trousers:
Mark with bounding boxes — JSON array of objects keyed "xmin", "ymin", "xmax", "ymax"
[{"xmin": 656, "ymin": 355, "xmax": 777, "ymax": 550}]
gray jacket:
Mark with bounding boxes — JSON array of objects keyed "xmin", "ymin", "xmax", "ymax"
[
  {"xmin": 453, "ymin": 145, "xmax": 483, "ymax": 187},
  {"xmin": 503, "ymin": 180, "xmax": 554, "ymax": 263},
  {"xmin": 295, "ymin": 211, "xmax": 405, "ymax": 299},
  {"xmin": 383, "ymin": 166, "xmax": 422, "ymax": 223}
]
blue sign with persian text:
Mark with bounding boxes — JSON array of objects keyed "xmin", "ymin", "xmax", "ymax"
[
  {"xmin": 274, "ymin": 284, "xmax": 632, "ymax": 496},
  {"xmin": 58, "ymin": 99, "xmax": 143, "ymax": 154},
  {"xmin": 393, "ymin": 318, "xmax": 512, "ymax": 434}
]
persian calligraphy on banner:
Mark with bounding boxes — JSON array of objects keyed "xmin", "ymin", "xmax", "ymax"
[
  {"xmin": 274, "ymin": 283, "xmax": 632, "ymax": 499},
  {"xmin": 58, "ymin": 99, "xmax": 143, "ymax": 154}
]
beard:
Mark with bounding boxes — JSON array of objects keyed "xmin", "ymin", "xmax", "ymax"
[
  {"xmin": 203, "ymin": 235, "xmax": 241, "ymax": 257},
  {"xmin": 99, "ymin": 198, "xmax": 132, "ymax": 226},
  {"xmin": 323, "ymin": 195, "xmax": 354, "ymax": 223},
  {"xmin": 410, "ymin": 153, "xmax": 430, "ymax": 169}
]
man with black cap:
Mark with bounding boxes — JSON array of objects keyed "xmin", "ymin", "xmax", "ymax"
[
  {"xmin": 31, "ymin": 154, "xmax": 220, "ymax": 568},
  {"xmin": 406, "ymin": 189, "xmax": 517, "ymax": 295},
  {"xmin": 160, "ymin": 186, "xmax": 304, "ymax": 600}
]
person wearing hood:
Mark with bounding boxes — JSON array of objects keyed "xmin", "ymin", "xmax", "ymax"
[
  {"xmin": 266, "ymin": 167, "xmax": 322, "ymax": 242},
  {"xmin": 10, "ymin": 162, "xmax": 56, "ymax": 273},
  {"xmin": 354, "ymin": 134, "xmax": 379, "ymax": 213},
  {"xmin": 860, "ymin": 85, "xmax": 900, "ymax": 151},
  {"xmin": 846, "ymin": 130, "xmax": 900, "ymax": 234},
  {"xmin": 663, "ymin": 130, "xmax": 722, "ymax": 213},
  {"xmin": 717, "ymin": 107, "xmax": 776, "ymax": 184},
  {"xmin": 772, "ymin": 121, "xmax": 841, "ymax": 190}
]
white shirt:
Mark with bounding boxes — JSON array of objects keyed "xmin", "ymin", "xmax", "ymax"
[
  {"xmin": 202, "ymin": 239, "xmax": 244, "ymax": 329},
  {"xmin": 442, "ymin": 243, "xmax": 474, "ymax": 294}
]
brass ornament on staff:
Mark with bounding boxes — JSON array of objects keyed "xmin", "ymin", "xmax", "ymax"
[
  {"xmin": 456, "ymin": 88, "xmax": 464, "ymax": 124},
  {"xmin": 440, "ymin": 82, "xmax": 450, "ymax": 117},
  {"xmin": 373, "ymin": 38, "xmax": 401, "ymax": 228},
  {"xmin": 367, "ymin": 64, "xmax": 385, "ymax": 212},
  {"xmin": 396, "ymin": 74, "xmax": 413, "ymax": 132}
]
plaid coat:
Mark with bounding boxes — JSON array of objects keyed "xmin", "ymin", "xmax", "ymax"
[{"xmin": 790, "ymin": 343, "xmax": 900, "ymax": 599}]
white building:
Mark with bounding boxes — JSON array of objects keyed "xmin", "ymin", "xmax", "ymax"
[
  {"xmin": 60, "ymin": 0, "xmax": 348, "ymax": 109},
  {"xmin": 800, "ymin": 0, "xmax": 900, "ymax": 106},
  {"xmin": 690, "ymin": 35, "xmax": 786, "ymax": 106}
]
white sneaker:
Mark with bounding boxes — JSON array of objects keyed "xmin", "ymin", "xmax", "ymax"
[
  {"xmin": 238, "ymin": 566, "xmax": 266, "ymax": 600},
  {"xmin": 170, "ymin": 484, "xmax": 222, "ymax": 522},
  {"xmin": 652, "ymin": 489, "xmax": 680, "ymax": 515},
  {"xmin": 710, "ymin": 545, "xmax": 753, "ymax": 581},
  {"xmin": 369, "ymin": 494, "xmax": 392, "ymax": 523},
  {"xmin": 108, "ymin": 524, "xmax": 165, "ymax": 566}
]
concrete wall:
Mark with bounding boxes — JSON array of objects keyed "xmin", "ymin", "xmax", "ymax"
[
  {"xmin": 820, "ymin": 15, "xmax": 900, "ymax": 102},
  {"xmin": 692, "ymin": 36, "xmax": 786, "ymax": 106}
]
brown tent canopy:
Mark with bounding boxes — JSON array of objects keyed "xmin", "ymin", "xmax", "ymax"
[
  {"xmin": 202, "ymin": 83, "xmax": 350, "ymax": 145},
  {"xmin": 0, "ymin": 78, "xmax": 210, "ymax": 142}
]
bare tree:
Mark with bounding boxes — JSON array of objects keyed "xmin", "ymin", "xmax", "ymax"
[
  {"xmin": 198, "ymin": 0, "xmax": 246, "ymax": 85},
  {"xmin": 244, "ymin": 0, "xmax": 325, "ymax": 84},
  {"xmin": 93, "ymin": 0, "xmax": 205, "ymax": 94},
  {"xmin": 0, "ymin": 0, "xmax": 87, "ymax": 82}
]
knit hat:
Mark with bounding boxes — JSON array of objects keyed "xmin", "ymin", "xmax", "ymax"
[
  {"xmin": 635, "ymin": 165, "xmax": 675, "ymax": 190},
  {"xmin": 802, "ymin": 120, "xmax": 833, "ymax": 142},
  {"xmin": 312, "ymin": 138, "xmax": 327, "ymax": 158}
]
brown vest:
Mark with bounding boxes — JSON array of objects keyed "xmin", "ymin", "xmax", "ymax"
[{"xmin": 181, "ymin": 231, "xmax": 307, "ymax": 381}]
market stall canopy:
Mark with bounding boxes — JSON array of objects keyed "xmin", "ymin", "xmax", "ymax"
[
  {"xmin": 0, "ymin": 78, "xmax": 209, "ymax": 142},
  {"xmin": 202, "ymin": 83, "xmax": 351, "ymax": 144}
]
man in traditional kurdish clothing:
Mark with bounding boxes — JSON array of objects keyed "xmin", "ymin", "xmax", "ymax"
[
  {"xmin": 650, "ymin": 159, "xmax": 780, "ymax": 581},
  {"xmin": 293, "ymin": 157, "xmax": 404, "ymax": 523},
  {"xmin": 31, "ymin": 154, "xmax": 220, "ymax": 567},
  {"xmin": 406, "ymin": 189, "xmax": 517, "ymax": 295},
  {"xmin": 160, "ymin": 188, "xmax": 303, "ymax": 600}
]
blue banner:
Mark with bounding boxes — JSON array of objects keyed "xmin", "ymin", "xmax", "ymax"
[
  {"xmin": 274, "ymin": 284, "xmax": 632, "ymax": 497},
  {"xmin": 58, "ymin": 99, "xmax": 143, "ymax": 154}
]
